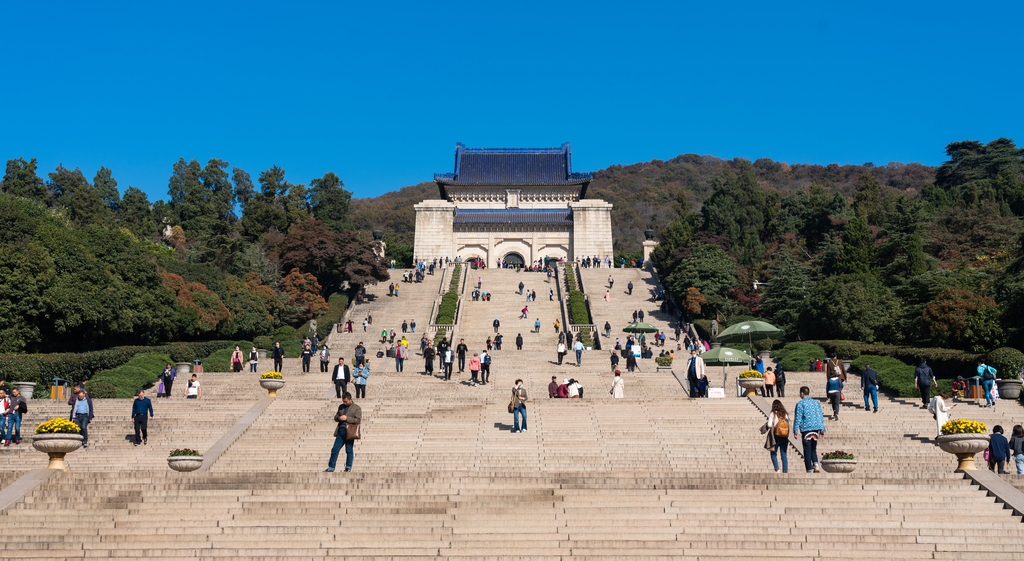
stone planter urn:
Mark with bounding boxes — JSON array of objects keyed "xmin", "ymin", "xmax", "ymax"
[
  {"xmin": 175, "ymin": 362, "xmax": 191, "ymax": 377},
  {"xmin": 13, "ymin": 382, "xmax": 36, "ymax": 399},
  {"xmin": 738, "ymin": 378, "xmax": 764, "ymax": 397},
  {"xmin": 995, "ymin": 379, "xmax": 1022, "ymax": 400},
  {"xmin": 257, "ymin": 349, "xmax": 268, "ymax": 360},
  {"xmin": 167, "ymin": 456, "xmax": 204, "ymax": 472},
  {"xmin": 31, "ymin": 434, "xmax": 84, "ymax": 471},
  {"xmin": 820, "ymin": 459, "xmax": 857, "ymax": 473},
  {"xmin": 936, "ymin": 434, "xmax": 990, "ymax": 471},
  {"xmin": 259, "ymin": 379, "xmax": 285, "ymax": 397},
  {"xmin": 758, "ymin": 350, "xmax": 771, "ymax": 363},
  {"xmin": 842, "ymin": 360, "xmax": 853, "ymax": 371},
  {"xmin": 710, "ymin": 341, "xmax": 722, "ymax": 349}
]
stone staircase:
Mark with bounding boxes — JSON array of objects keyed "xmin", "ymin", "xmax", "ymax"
[{"xmin": 3, "ymin": 269, "xmax": 1024, "ymax": 560}]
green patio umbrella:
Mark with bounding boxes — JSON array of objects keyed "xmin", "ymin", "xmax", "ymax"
[
  {"xmin": 697, "ymin": 346, "xmax": 753, "ymax": 396},
  {"xmin": 715, "ymin": 321, "xmax": 785, "ymax": 343},
  {"xmin": 699, "ymin": 346, "xmax": 752, "ymax": 366},
  {"xmin": 715, "ymin": 320, "xmax": 785, "ymax": 363},
  {"xmin": 622, "ymin": 322, "xmax": 658, "ymax": 333}
]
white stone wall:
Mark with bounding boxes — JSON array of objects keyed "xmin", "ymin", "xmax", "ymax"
[
  {"xmin": 453, "ymin": 229, "xmax": 571, "ymax": 266},
  {"xmin": 570, "ymin": 200, "xmax": 614, "ymax": 259},
  {"xmin": 412, "ymin": 200, "xmax": 455, "ymax": 261}
]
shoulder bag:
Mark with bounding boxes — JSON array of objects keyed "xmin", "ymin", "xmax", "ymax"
[{"xmin": 346, "ymin": 423, "xmax": 361, "ymax": 440}]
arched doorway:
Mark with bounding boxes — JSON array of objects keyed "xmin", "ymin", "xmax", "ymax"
[{"xmin": 502, "ymin": 252, "xmax": 525, "ymax": 268}]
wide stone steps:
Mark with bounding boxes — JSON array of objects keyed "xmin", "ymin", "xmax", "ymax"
[{"xmin": 3, "ymin": 471, "xmax": 1023, "ymax": 560}]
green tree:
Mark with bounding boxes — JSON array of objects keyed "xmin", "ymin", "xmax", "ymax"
[
  {"xmin": 93, "ymin": 167, "xmax": 120, "ymax": 211},
  {"xmin": 118, "ymin": 186, "xmax": 156, "ymax": 238},
  {"xmin": 50, "ymin": 164, "xmax": 107, "ymax": 226},
  {"xmin": 2, "ymin": 157, "xmax": 47, "ymax": 202},
  {"xmin": 309, "ymin": 171, "xmax": 352, "ymax": 233},
  {"xmin": 798, "ymin": 273, "xmax": 903, "ymax": 343},
  {"xmin": 759, "ymin": 254, "xmax": 812, "ymax": 335},
  {"xmin": 852, "ymin": 173, "xmax": 883, "ymax": 225},
  {"xmin": 700, "ymin": 165, "xmax": 768, "ymax": 265},
  {"xmin": 0, "ymin": 240, "xmax": 57, "ymax": 352},
  {"xmin": 664, "ymin": 244, "xmax": 737, "ymax": 316},
  {"xmin": 835, "ymin": 216, "xmax": 873, "ymax": 275}
]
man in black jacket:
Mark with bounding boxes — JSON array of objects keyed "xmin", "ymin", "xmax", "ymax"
[
  {"xmin": 861, "ymin": 363, "xmax": 879, "ymax": 413},
  {"xmin": 332, "ymin": 359, "xmax": 352, "ymax": 399},
  {"xmin": 914, "ymin": 358, "xmax": 935, "ymax": 408},
  {"xmin": 456, "ymin": 339, "xmax": 468, "ymax": 373},
  {"xmin": 272, "ymin": 342, "xmax": 285, "ymax": 372}
]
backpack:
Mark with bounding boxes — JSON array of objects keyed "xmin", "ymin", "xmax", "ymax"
[
  {"xmin": 774, "ymin": 417, "xmax": 788, "ymax": 437},
  {"xmin": 983, "ymin": 366, "xmax": 996, "ymax": 380},
  {"xmin": 484, "ymin": 354, "xmax": 491, "ymax": 365},
  {"xmin": 17, "ymin": 399, "xmax": 27, "ymax": 415}
]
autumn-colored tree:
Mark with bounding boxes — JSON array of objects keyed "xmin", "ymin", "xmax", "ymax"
[
  {"xmin": 922, "ymin": 287, "xmax": 1004, "ymax": 352},
  {"xmin": 160, "ymin": 271, "xmax": 230, "ymax": 334},
  {"xmin": 217, "ymin": 273, "xmax": 284, "ymax": 337},
  {"xmin": 280, "ymin": 268, "xmax": 329, "ymax": 323},
  {"xmin": 683, "ymin": 287, "xmax": 706, "ymax": 316},
  {"xmin": 280, "ymin": 219, "xmax": 388, "ymax": 296}
]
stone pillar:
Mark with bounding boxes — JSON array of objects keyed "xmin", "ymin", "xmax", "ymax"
[
  {"xmin": 413, "ymin": 200, "xmax": 455, "ymax": 261},
  {"xmin": 569, "ymin": 200, "xmax": 613, "ymax": 260},
  {"xmin": 642, "ymin": 240, "xmax": 657, "ymax": 268}
]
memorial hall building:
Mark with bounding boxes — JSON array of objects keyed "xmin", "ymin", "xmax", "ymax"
[{"xmin": 413, "ymin": 143, "xmax": 613, "ymax": 267}]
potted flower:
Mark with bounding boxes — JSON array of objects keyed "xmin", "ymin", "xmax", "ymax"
[
  {"xmin": 737, "ymin": 370, "xmax": 764, "ymax": 397},
  {"xmin": 260, "ymin": 372, "xmax": 285, "ymax": 397},
  {"xmin": 936, "ymin": 419, "xmax": 989, "ymax": 471},
  {"xmin": 31, "ymin": 419, "xmax": 84, "ymax": 471},
  {"xmin": 655, "ymin": 356, "xmax": 673, "ymax": 371},
  {"xmin": 167, "ymin": 448, "xmax": 204, "ymax": 472},
  {"xmin": 820, "ymin": 450, "xmax": 857, "ymax": 473}
]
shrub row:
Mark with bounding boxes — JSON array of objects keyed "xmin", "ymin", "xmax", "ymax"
[
  {"xmin": 848, "ymin": 355, "xmax": 954, "ymax": 399},
  {"xmin": 0, "ymin": 340, "xmax": 237, "ymax": 398},
  {"xmin": 435, "ymin": 264, "xmax": 461, "ymax": 325},
  {"xmin": 568, "ymin": 290, "xmax": 591, "ymax": 326},
  {"xmin": 805, "ymin": 340, "xmax": 982, "ymax": 379},
  {"xmin": 91, "ymin": 352, "xmax": 173, "ymax": 398},
  {"xmin": 773, "ymin": 342, "xmax": 827, "ymax": 372}
]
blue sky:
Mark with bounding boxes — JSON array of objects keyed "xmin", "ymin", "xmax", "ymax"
[{"xmin": 2, "ymin": 1, "xmax": 1021, "ymax": 203}]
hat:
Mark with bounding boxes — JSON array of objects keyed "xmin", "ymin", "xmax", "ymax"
[
  {"xmin": 614, "ymin": 370, "xmax": 621, "ymax": 375},
  {"xmin": 473, "ymin": 353, "xmax": 478, "ymax": 356}
]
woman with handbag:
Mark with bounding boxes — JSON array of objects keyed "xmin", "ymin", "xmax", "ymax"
[
  {"xmin": 231, "ymin": 347, "xmax": 244, "ymax": 373},
  {"xmin": 766, "ymin": 400, "xmax": 790, "ymax": 473}
]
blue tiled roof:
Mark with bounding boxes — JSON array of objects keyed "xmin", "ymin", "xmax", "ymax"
[
  {"xmin": 435, "ymin": 143, "xmax": 592, "ymax": 189},
  {"xmin": 452, "ymin": 208, "xmax": 572, "ymax": 225}
]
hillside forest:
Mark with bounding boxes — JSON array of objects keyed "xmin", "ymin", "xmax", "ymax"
[
  {"xmin": 2, "ymin": 138, "xmax": 1023, "ymax": 358},
  {"xmin": 0, "ymin": 159, "xmax": 388, "ymax": 354}
]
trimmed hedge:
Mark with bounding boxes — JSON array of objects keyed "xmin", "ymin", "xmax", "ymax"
[
  {"xmin": 568, "ymin": 290, "xmax": 591, "ymax": 325},
  {"xmin": 435, "ymin": 264, "xmax": 461, "ymax": 325},
  {"xmin": 434, "ymin": 329, "xmax": 448, "ymax": 346},
  {"xmin": 84, "ymin": 380, "xmax": 117, "ymax": 399},
  {"xmin": 253, "ymin": 336, "xmax": 273, "ymax": 350},
  {"xmin": 849, "ymin": 355, "xmax": 953, "ymax": 399},
  {"xmin": 91, "ymin": 352, "xmax": 172, "ymax": 398},
  {"xmin": 201, "ymin": 341, "xmax": 253, "ymax": 372},
  {"xmin": 806, "ymin": 340, "xmax": 981, "ymax": 379},
  {"xmin": 655, "ymin": 356, "xmax": 673, "ymax": 367},
  {"xmin": 987, "ymin": 347, "xmax": 1024, "ymax": 379},
  {"xmin": 773, "ymin": 342, "xmax": 827, "ymax": 372},
  {"xmin": 0, "ymin": 340, "xmax": 237, "ymax": 398}
]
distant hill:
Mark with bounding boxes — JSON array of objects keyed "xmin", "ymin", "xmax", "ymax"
[{"xmin": 349, "ymin": 155, "xmax": 936, "ymax": 252}]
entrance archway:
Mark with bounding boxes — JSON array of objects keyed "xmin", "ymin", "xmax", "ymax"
[{"xmin": 502, "ymin": 252, "xmax": 525, "ymax": 268}]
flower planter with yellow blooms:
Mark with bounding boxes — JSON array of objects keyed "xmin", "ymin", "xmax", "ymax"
[
  {"xmin": 737, "ymin": 370, "xmax": 764, "ymax": 397},
  {"xmin": 259, "ymin": 372, "xmax": 285, "ymax": 397},
  {"xmin": 31, "ymin": 419, "xmax": 84, "ymax": 471},
  {"xmin": 936, "ymin": 419, "xmax": 989, "ymax": 471}
]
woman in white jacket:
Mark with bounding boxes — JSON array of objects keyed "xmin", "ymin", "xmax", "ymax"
[
  {"xmin": 610, "ymin": 371, "xmax": 624, "ymax": 398},
  {"xmin": 928, "ymin": 391, "xmax": 955, "ymax": 436}
]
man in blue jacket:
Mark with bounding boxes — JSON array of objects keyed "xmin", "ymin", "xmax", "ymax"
[
  {"xmin": 793, "ymin": 386, "xmax": 826, "ymax": 473},
  {"xmin": 130, "ymin": 389, "xmax": 154, "ymax": 446}
]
